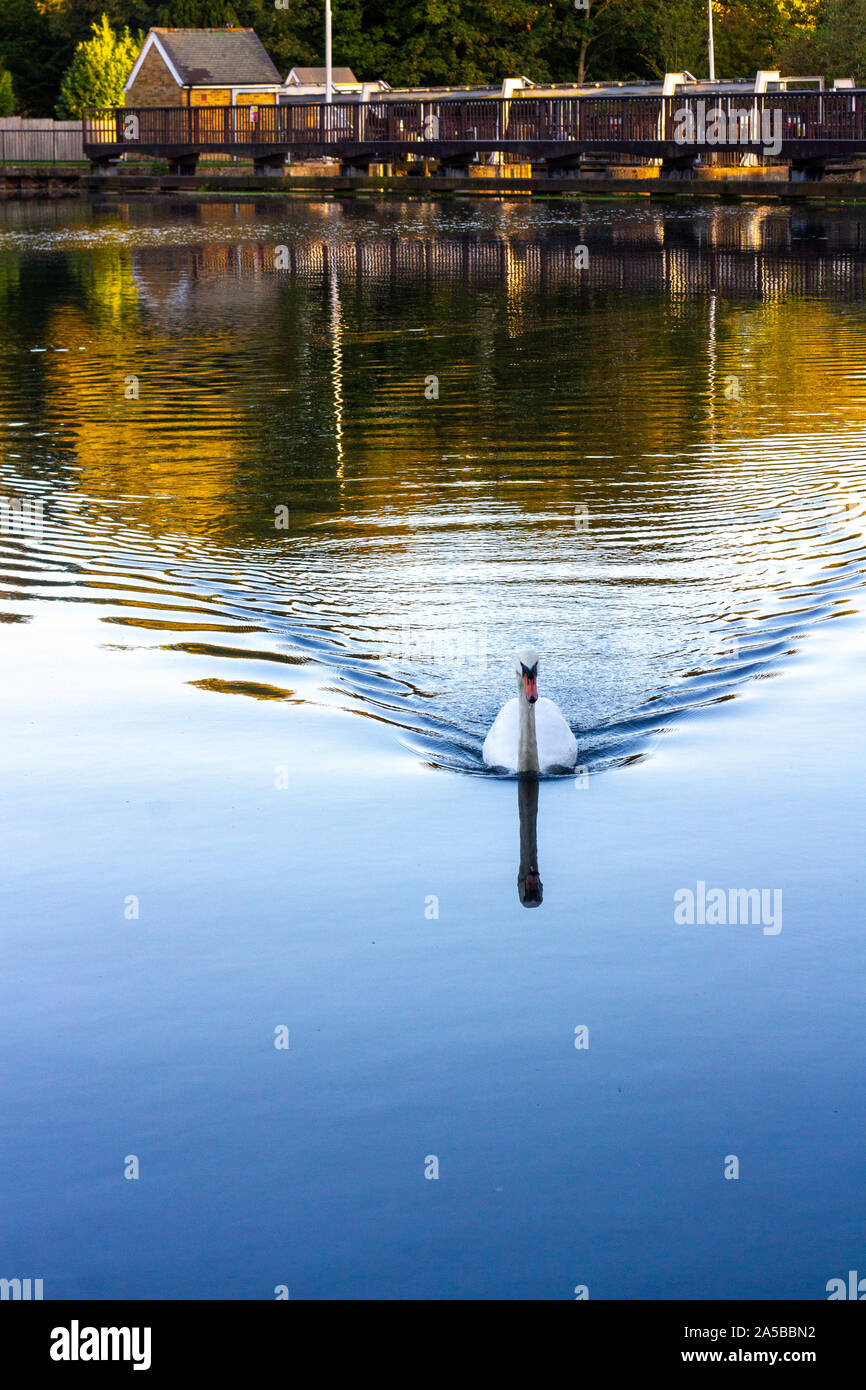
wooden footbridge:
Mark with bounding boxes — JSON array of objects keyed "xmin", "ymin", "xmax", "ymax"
[{"xmin": 84, "ymin": 91, "xmax": 866, "ymax": 180}]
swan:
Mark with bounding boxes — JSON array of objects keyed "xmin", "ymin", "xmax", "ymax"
[{"xmin": 483, "ymin": 647, "xmax": 578, "ymax": 774}]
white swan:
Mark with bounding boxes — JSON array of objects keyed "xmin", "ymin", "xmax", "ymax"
[{"xmin": 483, "ymin": 647, "xmax": 578, "ymax": 773}]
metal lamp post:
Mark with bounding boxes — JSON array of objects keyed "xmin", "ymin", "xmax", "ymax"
[
  {"xmin": 708, "ymin": 0, "xmax": 715, "ymax": 83},
  {"xmin": 326, "ymin": 0, "xmax": 333, "ymax": 105}
]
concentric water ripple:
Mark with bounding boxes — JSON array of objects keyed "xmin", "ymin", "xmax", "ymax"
[{"xmin": 2, "ymin": 197, "xmax": 865, "ymax": 775}]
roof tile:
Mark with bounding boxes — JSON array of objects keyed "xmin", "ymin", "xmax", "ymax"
[{"xmin": 154, "ymin": 28, "xmax": 281, "ymax": 87}]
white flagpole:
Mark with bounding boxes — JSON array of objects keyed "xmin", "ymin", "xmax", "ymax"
[
  {"xmin": 326, "ymin": 0, "xmax": 333, "ymax": 105},
  {"xmin": 708, "ymin": 0, "xmax": 715, "ymax": 83}
]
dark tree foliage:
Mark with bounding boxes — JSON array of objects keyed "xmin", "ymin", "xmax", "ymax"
[{"xmin": 0, "ymin": 1, "xmax": 831, "ymax": 117}]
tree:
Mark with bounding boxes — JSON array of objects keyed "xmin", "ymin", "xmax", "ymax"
[
  {"xmin": 0, "ymin": 64, "xmax": 15, "ymax": 116},
  {"xmin": 236, "ymin": 0, "xmax": 555, "ymax": 89},
  {"xmin": 55, "ymin": 13, "xmax": 141, "ymax": 118},
  {"xmin": 779, "ymin": 0, "xmax": 866, "ymax": 83},
  {"xmin": 155, "ymin": 0, "xmax": 239, "ymax": 23},
  {"xmin": 0, "ymin": 0, "xmax": 848, "ymax": 116},
  {"xmin": 0, "ymin": 0, "xmax": 54, "ymax": 115},
  {"xmin": 711, "ymin": 0, "xmax": 793, "ymax": 79},
  {"xmin": 568, "ymin": 0, "xmax": 627, "ymax": 84},
  {"xmin": 632, "ymin": 0, "xmax": 708, "ymax": 78}
]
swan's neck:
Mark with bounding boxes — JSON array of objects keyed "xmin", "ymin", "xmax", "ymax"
[{"xmin": 517, "ymin": 679, "xmax": 539, "ymax": 773}]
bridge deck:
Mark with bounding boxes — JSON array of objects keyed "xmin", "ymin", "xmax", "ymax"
[{"xmin": 83, "ymin": 92, "xmax": 866, "ymax": 168}]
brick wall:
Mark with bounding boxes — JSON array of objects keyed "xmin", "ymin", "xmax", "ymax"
[
  {"xmin": 189, "ymin": 89, "xmax": 277, "ymax": 106},
  {"xmin": 126, "ymin": 45, "xmax": 181, "ymax": 107},
  {"xmin": 190, "ymin": 89, "xmax": 231, "ymax": 106}
]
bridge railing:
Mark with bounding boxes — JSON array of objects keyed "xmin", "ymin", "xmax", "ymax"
[
  {"xmin": 661, "ymin": 90, "xmax": 866, "ymax": 143},
  {"xmin": 83, "ymin": 90, "xmax": 866, "ymax": 152}
]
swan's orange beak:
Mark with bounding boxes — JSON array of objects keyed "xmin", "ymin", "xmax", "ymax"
[{"xmin": 523, "ymin": 671, "xmax": 538, "ymax": 703}]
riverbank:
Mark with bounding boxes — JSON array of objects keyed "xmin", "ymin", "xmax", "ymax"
[{"xmin": 4, "ymin": 165, "xmax": 866, "ymax": 202}]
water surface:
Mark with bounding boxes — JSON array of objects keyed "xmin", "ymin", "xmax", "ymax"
[{"xmin": 1, "ymin": 196, "xmax": 864, "ymax": 1299}]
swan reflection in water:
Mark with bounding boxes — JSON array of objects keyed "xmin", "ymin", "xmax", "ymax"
[
  {"xmin": 482, "ymin": 646, "xmax": 580, "ymax": 909},
  {"xmin": 517, "ymin": 777, "xmax": 543, "ymax": 908}
]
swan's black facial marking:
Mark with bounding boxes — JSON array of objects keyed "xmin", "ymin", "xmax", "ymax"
[{"xmin": 521, "ymin": 663, "xmax": 539, "ymax": 704}]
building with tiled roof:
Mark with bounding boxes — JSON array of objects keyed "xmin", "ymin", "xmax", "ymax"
[{"xmin": 125, "ymin": 28, "xmax": 282, "ymax": 108}]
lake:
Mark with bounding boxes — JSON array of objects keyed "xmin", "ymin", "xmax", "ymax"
[{"xmin": 1, "ymin": 193, "xmax": 864, "ymax": 1300}]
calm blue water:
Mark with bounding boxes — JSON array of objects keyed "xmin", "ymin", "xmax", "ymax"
[{"xmin": 1, "ymin": 195, "xmax": 864, "ymax": 1299}]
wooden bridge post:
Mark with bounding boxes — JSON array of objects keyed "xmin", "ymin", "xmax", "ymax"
[
  {"xmin": 789, "ymin": 158, "xmax": 829, "ymax": 182},
  {"xmin": 253, "ymin": 152, "xmax": 287, "ymax": 176},
  {"xmin": 167, "ymin": 153, "xmax": 199, "ymax": 175}
]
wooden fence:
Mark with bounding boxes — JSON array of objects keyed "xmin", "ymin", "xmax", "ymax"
[{"xmin": 0, "ymin": 118, "xmax": 85, "ymax": 164}]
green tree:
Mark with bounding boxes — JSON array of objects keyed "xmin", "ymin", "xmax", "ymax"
[
  {"xmin": 237, "ymin": 0, "xmax": 553, "ymax": 88},
  {"xmin": 155, "ymin": 0, "xmax": 239, "ymax": 23},
  {"xmin": 568, "ymin": 0, "xmax": 632, "ymax": 84},
  {"xmin": 0, "ymin": 64, "xmax": 15, "ymax": 116},
  {"xmin": 631, "ymin": 0, "xmax": 708, "ymax": 77},
  {"xmin": 0, "ymin": 0, "xmax": 848, "ymax": 115},
  {"xmin": 0, "ymin": 0, "xmax": 53, "ymax": 115},
  {"xmin": 779, "ymin": 0, "xmax": 866, "ymax": 83},
  {"xmin": 55, "ymin": 13, "xmax": 142, "ymax": 118}
]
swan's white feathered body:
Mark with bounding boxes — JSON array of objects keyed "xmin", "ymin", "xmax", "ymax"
[
  {"xmin": 483, "ymin": 647, "xmax": 578, "ymax": 773},
  {"xmin": 483, "ymin": 696, "xmax": 577, "ymax": 772}
]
